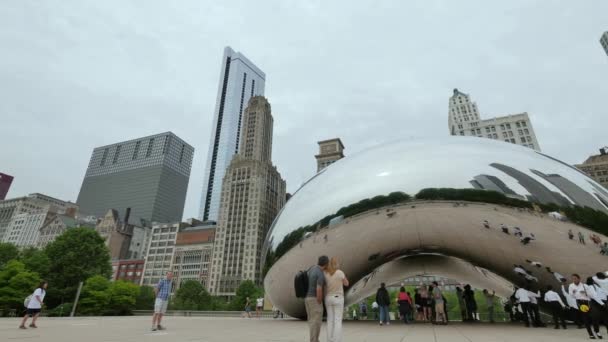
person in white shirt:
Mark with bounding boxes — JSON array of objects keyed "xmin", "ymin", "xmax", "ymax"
[
  {"xmin": 255, "ymin": 297, "xmax": 264, "ymax": 318},
  {"xmin": 324, "ymin": 257, "xmax": 349, "ymax": 342},
  {"xmin": 19, "ymin": 281, "xmax": 47, "ymax": 329},
  {"xmin": 544, "ymin": 285, "xmax": 567, "ymax": 329},
  {"xmin": 528, "ymin": 290, "xmax": 544, "ymax": 327},
  {"xmin": 514, "ymin": 286, "xmax": 532, "ymax": 327},
  {"xmin": 569, "ymin": 274, "xmax": 594, "ymax": 339},
  {"xmin": 562, "ymin": 283, "xmax": 583, "ymax": 328},
  {"xmin": 585, "ymin": 277, "xmax": 606, "ymax": 339},
  {"xmin": 593, "ymin": 272, "xmax": 608, "ymax": 293}
]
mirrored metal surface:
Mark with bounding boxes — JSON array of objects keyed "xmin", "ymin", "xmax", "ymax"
[{"xmin": 263, "ymin": 137, "xmax": 608, "ymax": 318}]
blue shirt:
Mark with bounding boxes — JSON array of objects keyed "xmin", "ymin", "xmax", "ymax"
[{"xmin": 156, "ymin": 278, "xmax": 172, "ymax": 300}]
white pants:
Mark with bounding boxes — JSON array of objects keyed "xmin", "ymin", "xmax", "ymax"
[{"xmin": 325, "ymin": 294, "xmax": 344, "ymax": 342}]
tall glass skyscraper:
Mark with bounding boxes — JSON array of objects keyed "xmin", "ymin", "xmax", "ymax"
[{"xmin": 199, "ymin": 47, "xmax": 266, "ymax": 221}]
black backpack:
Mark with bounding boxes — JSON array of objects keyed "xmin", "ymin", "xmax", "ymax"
[{"xmin": 294, "ymin": 269, "xmax": 310, "ymax": 298}]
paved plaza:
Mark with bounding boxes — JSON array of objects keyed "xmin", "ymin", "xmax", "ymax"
[{"xmin": 0, "ymin": 316, "xmax": 596, "ymax": 342}]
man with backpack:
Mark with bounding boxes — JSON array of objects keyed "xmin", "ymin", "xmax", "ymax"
[{"xmin": 303, "ymin": 255, "xmax": 329, "ymax": 342}]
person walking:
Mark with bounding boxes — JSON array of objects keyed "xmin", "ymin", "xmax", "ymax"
[
  {"xmin": 528, "ymin": 289, "xmax": 544, "ymax": 327},
  {"xmin": 568, "ymin": 229, "xmax": 574, "ymax": 240},
  {"xmin": 585, "ymin": 277, "xmax": 606, "ymax": 339},
  {"xmin": 305, "ymin": 255, "xmax": 328, "ymax": 342},
  {"xmin": 483, "ymin": 289, "xmax": 496, "ymax": 323},
  {"xmin": 431, "ymin": 282, "xmax": 447, "ymax": 325},
  {"xmin": 376, "ymin": 283, "xmax": 391, "ymax": 326},
  {"xmin": 562, "ymin": 283, "xmax": 582, "ymax": 327},
  {"xmin": 579, "ymin": 231, "xmax": 586, "ymax": 245},
  {"xmin": 324, "ymin": 257, "xmax": 349, "ymax": 342},
  {"xmin": 544, "ymin": 285, "xmax": 567, "ymax": 329},
  {"xmin": 359, "ymin": 301, "xmax": 368, "ymax": 320},
  {"xmin": 569, "ymin": 274, "xmax": 594, "ymax": 339},
  {"xmin": 151, "ymin": 271, "xmax": 173, "ymax": 331},
  {"xmin": 463, "ymin": 284, "xmax": 478, "ymax": 322},
  {"xmin": 19, "ymin": 281, "xmax": 47, "ymax": 329},
  {"xmin": 255, "ymin": 296, "xmax": 264, "ymax": 318},
  {"xmin": 243, "ymin": 297, "xmax": 252, "ymax": 318},
  {"xmin": 456, "ymin": 287, "xmax": 467, "ymax": 321},
  {"xmin": 396, "ymin": 287, "xmax": 413, "ymax": 324},
  {"xmin": 515, "ymin": 286, "xmax": 532, "ymax": 327}
]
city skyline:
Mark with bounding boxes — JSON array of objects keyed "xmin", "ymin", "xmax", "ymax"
[{"xmin": 1, "ymin": 2, "xmax": 607, "ymax": 221}]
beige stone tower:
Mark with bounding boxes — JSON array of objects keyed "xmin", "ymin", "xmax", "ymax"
[
  {"xmin": 315, "ymin": 138, "xmax": 345, "ymax": 172},
  {"xmin": 208, "ymin": 96, "xmax": 286, "ymax": 296}
]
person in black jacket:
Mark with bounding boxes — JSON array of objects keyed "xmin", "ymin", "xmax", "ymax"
[
  {"xmin": 376, "ymin": 283, "xmax": 391, "ymax": 326},
  {"xmin": 463, "ymin": 284, "xmax": 478, "ymax": 322}
]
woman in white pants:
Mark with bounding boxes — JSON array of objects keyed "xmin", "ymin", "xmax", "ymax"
[{"xmin": 324, "ymin": 257, "xmax": 349, "ymax": 342}]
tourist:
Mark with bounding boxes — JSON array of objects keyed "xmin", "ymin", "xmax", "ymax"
[
  {"xmin": 408, "ymin": 292, "xmax": 416, "ymax": 322},
  {"xmin": 544, "ymin": 285, "xmax": 567, "ymax": 329},
  {"xmin": 463, "ymin": 284, "xmax": 477, "ymax": 322},
  {"xmin": 515, "ymin": 286, "xmax": 532, "ymax": 327},
  {"xmin": 593, "ymin": 272, "xmax": 608, "ymax": 293},
  {"xmin": 324, "ymin": 257, "xmax": 349, "ymax": 342},
  {"xmin": 456, "ymin": 287, "xmax": 467, "ymax": 321},
  {"xmin": 419, "ymin": 284, "xmax": 432, "ymax": 321},
  {"xmin": 414, "ymin": 289, "xmax": 424, "ymax": 321},
  {"xmin": 579, "ymin": 231, "xmax": 586, "ymax": 245},
  {"xmin": 376, "ymin": 283, "xmax": 390, "ymax": 326},
  {"xmin": 482, "ymin": 289, "xmax": 496, "ymax": 323},
  {"xmin": 483, "ymin": 220, "xmax": 490, "ymax": 229},
  {"xmin": 243, "ymin": 297, "xmax": 252, "ymax": 318},
  {"xmin": 585, "ymin": 277, "xmax": 607, "ymax": 339},
  {"xmin": 372, "ymin": 301, "xmax": 379, "ymax": 320},
  {"xmin": 561, "ymin": 283, "xmax": 582, "ymax": 327},
  {"xmin": 359, "ymin": 301, "xmax": 368, "ymax": 320},
  {"xmin": 431, "ymin": 282, "xmax": 446, "ymax": 324},
  {"xmin": 528, "ymin": 289, "xmax": 544, "ymax": 327},
  {"xmin": 442, "ymin": 294, "xmax": 449, "ymax": 322},
  {"xmin": 256, "ymin": 296, "xmax": 264, "ymax": 318},
  {"xmin": 151, "ymin": 271, "xmax": 173, "ymax": 331},
  {"xmin": 19, "ymin": 281, "xmax": 47, "ymax": 329},
  {"xmin": 396, "ymin": 287, "xmax": 412, "ymax": 324},
  {"xmin": 569, "ymin": 274, "xmax": 594, "ymax": 339},
  {"xmin": 501, "ymin": 224, "xmax": 509, "ymax": 234},
  {"xmin": 305, "ymin": 255, "xmax": 328, "ymax": 342},
  {"xmin": 568, "ymin": 229, "xmax": 574, "ymax": 240},
  {"xmin": 514, "ymin": 226, "xmax": 523, "ymax": 237}
]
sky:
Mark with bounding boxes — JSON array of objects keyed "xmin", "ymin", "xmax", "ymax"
[{"xmin": 1, "ymin": 1, "xmax": 607, "ymax": 220}]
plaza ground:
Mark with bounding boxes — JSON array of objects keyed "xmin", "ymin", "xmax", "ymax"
[{"xmin": 0, "ymin": 316, "xmax": 598, "ymax": 342}]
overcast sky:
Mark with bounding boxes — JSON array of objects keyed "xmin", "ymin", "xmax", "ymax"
[{"xmin": 1, "ymin": 1, "xmax": 607, "ymax": 220}]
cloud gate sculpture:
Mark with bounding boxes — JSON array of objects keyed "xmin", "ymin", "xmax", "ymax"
[{"xmin": 263, "ymin": 137, "xmax": 608, "ymax": 318}]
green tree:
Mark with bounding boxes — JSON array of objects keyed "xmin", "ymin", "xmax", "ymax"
[
  {"xmin": 44, "ymin": 228, "xmax": 111, "ymax": 307},
  {"xmin": 230, "ymin": 280, "xmax": 262, "ymax": 311},
  {"xmin": 106, "ymin": 280, "xmax": 139, "ymax": 315},
  {"xmin": 0, "ymin": 260, "xmax": 40, "ymax": 316},
  {"xmin": 0, "ymin": 242, "xmax": 19, "ymax": 268},
  {"xmin": 173, "ymin": 280, "xmax": 212, "ymax": 310},
  {"xmin": 19, "ymin": 247, "xmax": 50, "ymax": 279},
  {"xmin": 77, "ymin": 275, "xmax": 110, "ymax": 315},
  {"xmin": 136, "ymin": 286, "xmax": 156, "ymax": 310}
]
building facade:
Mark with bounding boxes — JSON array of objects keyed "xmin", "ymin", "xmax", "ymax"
[
  {"xmin": 172, "ymin": 224, "xmax": 215, "ymax": 290},
  {"xmin": 0, "ymin": 173, "xmax": 14, "ymax": 200},
  {"xmin": 448, "ymin": 89, "xmax": 541, "ymax": 151},
  {"xmin": 77, "ymin": 132, "xmax": 194, "ymax": 225},
  {"xmin": 315, "ymin": 138, "xmax": 345, "ymax": 172},
  {"xmin": 601, "ymin": 32, "xmax": 608, "ymax": 57},
  {"xmin": 140, "ymin": 222, "xmax": 182, "ymax": 287},
  {"xmin": 200, "ymin": 47, "xmax": 266, "ymax": 222},
  {"xmin": 112, "ymin": 259, "xmax": 145, "ymax": 284},
  {"xmin": 208, "ymin": 96, "xmax": 286, "ymax": 296},
  {"xmin": 0, "ymin": 193, "xmax": 77, "ymax": 245},
  {"xmin": 576, "ymin": 147, "xmax": 608, "ymax": 190},
  {"xmin": 37, "ymin": 214, "xmax": 78, "ymax": 248}
]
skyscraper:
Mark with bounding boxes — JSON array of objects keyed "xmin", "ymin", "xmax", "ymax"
[
  {"xmin": 200, "ymin": 47, "xmax": 266, "ymax": 222},
  {"xmin": 0, "ymin": 173, "xmax": 14, "ymax": 200},
  {"xmin": 448, "ymin": 89, "xmax": 541, "ymax": 151},
  {"xmin": 76, "ymin": 132, "xmax": 194, "ymax": 224},
  {"xmin": 315, "ymin": 138, "xmax": 345, "ymax": 172},
  {"xmin": 208, "ymin": 96, "xmax": 286, "ymax": 296},
  {"xmin": 575, "ymin": 147, "xmax": 608, "ymax": 190},
  {"xmin": 601, "ymin": 31, "xmax": 608, "ymax": 57}
]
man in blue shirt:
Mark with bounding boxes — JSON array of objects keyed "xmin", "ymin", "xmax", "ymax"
[{"xmin": 152, "ymin": 272, "xmax": 173, "ymax": 331}]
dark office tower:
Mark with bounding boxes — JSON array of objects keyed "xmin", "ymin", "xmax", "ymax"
[
  {"xmin": 530, "ymin": 170, "xmax": 608, "ymax": 213},
  {"xmin": 77, "ymin": 132, "xmax": 194, "ymax": 224},
  {"xmin": 0, "ymin": 173, "xmax": 14, "ymax": 200}
]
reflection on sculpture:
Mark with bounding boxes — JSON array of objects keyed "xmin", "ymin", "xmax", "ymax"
[{"xmin": 263, "ymin": 137, "xmax": 608, "ymax": 318}]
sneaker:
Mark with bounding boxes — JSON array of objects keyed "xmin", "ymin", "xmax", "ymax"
[
  {"xmin": 597, "ymin": 335, "xmax": 603, "ymax": 340},
  {"xmin": 157, "ymin": 325, "xmax": 165, "ymax": 331},
  {"xmin": 379, "ymin": 322, "xmax": 383, "ymax": 326},
  {"xmin": 151, "ymin": 327, "xmax": 157, "ymax": 332},
  {"xmin": 29, "ymin": 324, "xmax": 37, "ymax": 328},
  {"xmin": 590, "ymin": 336, "xmax": 596, "ymax": 340},
  {"xmin": 19, "ymin": 325, "xmax": 26, "ymax": 330}
]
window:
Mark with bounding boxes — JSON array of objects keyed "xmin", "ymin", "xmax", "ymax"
[
  {"xmin": 521, "ymin": 137, "xmax": 526, "ymax": 143},
  {"xmin": 132, "ymin": 141, "xmax": 141, "ymax": 160},
  {"xmin": 162, "ymin": 135, "xmax": 172, "ymax": 154},
  {"xmin": 100, "ymin": 148, "xmax": 109, "ymax": 166},
  {"xmin": 502, "ymin": 132, "xmax": 508, "ymax": 138},
  {"xmin": 522, "ymin": 121, "xmax": 527, "ymax": 127},
  {"xmin": 506, "ymin": 123, "xmax": 511, "ymax": 129},
  {"xmin": 518, "ymin": 129, "xmax": 523, "ymax": 135},
  {"xmin": 112, "ymin": 145, "xmax": 121, "ymax": 164},
  {"xmin": 179, "ymin": 144, "xmax": 186, "ymax": 163},
  {"xmin": 491, "ymin": 126, "xmax": 496, "ymax": 132},
  {"xmin": 524, "ymin": 129, "xmax": 529, "ymax": 135},
  {"xmin": 500, "ymin": 124, "xmax": 505, "ymax": 130},
  {"xmin": 146, "ymin": 138, "xmax": 155, "ymax": 157},
  {"xmin": 510, "ymin": 138, "xmax": 516, "ymax": 143},
  {"xmin": 508, "ymin": 131, "xmax": 513, "ymax": 137},
  {"xmin": 516, "ymin": 122, "xmax": 521, "ymax": 128}
]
